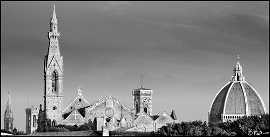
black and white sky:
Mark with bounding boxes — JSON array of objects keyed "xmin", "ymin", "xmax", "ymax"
[{"xmin": 1, "ymin": 1, "xmax": 269, "ymax": 131}]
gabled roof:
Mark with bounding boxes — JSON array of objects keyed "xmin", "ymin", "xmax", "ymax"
[
  {"xmin": 150, "ymin": 115, "xmax": 159, "ymax": 121},
  {"xmin": 154, "ymin": 111, "xmax": 174, "ymax": 123},
  {"xmin": 134, "ymin": 111, "xmax": 154, "ymax": 123},
  {"xmin": 62, "ymin": 91, "xmax": 90, "ymax": 114},
  {"xmin": 64, "ymin": 109, "xmax": 84, "ymax": 121},
  {"xmin": 87, "ymin": 95, "xmax": 132, "ymax": 112},
  {"xmin": 125, "ymin": 126, "xmax": 144, "ymax": 132}
]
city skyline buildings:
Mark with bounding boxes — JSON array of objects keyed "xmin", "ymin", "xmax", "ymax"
[{"xmin": 1, "ymin": 2, "xmax": 269, "ymax": 131}]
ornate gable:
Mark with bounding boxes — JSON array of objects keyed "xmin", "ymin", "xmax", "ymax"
[
  {"xmin": 63, "ymin": 109, "xmax": 85, "ymax": 126},
  {"xmin": 46, "ymin": 55, "xmax": 63, "ymax": 75},
  {"xmin": 63, "ymin": 88, "xmax": 90, "ymax": 114},
  {"xmin": 85, "ymin": 96, "xmax": 134, "ymax": 130},
  {"xmin": 154, "ymin": 111, "xmax": 175, "ymax": 131},
  {"xmin": 134, "ymin": 112, "xmax": 154, "ymax": 132},
  {"xmin": 154, "ymin": 111, "xmax": 174, "ymax": 124}
]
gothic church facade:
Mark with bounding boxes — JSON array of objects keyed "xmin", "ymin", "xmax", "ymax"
[{"xmin": 25, "ymin": 5, "xmax": 177, "ymax": 134}]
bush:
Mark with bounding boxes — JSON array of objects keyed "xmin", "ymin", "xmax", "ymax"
[
  {"xmin": 79, "ymin": 123, "xmax": 90, "ymax": 131},
  {"xmin": 64, "ymin": 125, "xmax": 79, "ymax": 131},
  {"xmin": 1, "ymin": 129, "xmax": 12, "ymax": 134},
  {"xmin": 49, "ymin": 126, "xmax": 69, "ymax": 132},
  {"xmin": 110, "ymin": 131, "xmax": 153, "ymax": 136}
]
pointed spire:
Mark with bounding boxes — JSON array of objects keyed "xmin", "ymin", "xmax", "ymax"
[
  {"xmin": 51, "ymin": 5, "xmax": 57, "ymax": 24},
  {"xmin": 231, "ymin": 55, "xmax": 245, "ymax": 81},
  {"xmin": 141, "ymin": 73, "xmax": 143, "ymax": 88},
  {"xmin": 5, "ymin": 92, "xmax": 13, "ymax": 117}
]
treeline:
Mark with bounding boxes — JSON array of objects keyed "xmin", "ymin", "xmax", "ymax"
[
  {"xmin": 35, "ymin": 113, "xmax": 269, "ymax": 136},
  {"xmin": 155, "ymin": 114, "xmax": 269, "ymax": 136},
  {"xmin": 1, "ymin": 128, "xmax": 27, "ymax": 135},
  {"xmin": 37, "ymin": 122, "xmax": 91, "ymax": 132}
]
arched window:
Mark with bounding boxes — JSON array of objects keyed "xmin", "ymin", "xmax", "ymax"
[
  {"xmin": 28, "ymin": 116, "xmax": 31, "ymax": 128},
  {"xmin": 144, "ymin": 107, "xmax": 148, "ymax": 113},
  {"xmin": 52, "ymin": 120, "xmax": 56, "ymax": 127},
  {"xmin": 33, "ymin": 115, "xmax": 36, "ymax": 127},
  {"xmin": 52, "ymin": 71, "xmax": 58, "ymax": 93}
]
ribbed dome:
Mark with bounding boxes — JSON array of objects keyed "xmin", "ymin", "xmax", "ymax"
[{"xmin": 209, "ymin": 56, "xmax": 267, "ymax": 123}]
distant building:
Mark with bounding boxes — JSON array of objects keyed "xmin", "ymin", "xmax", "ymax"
[
  {"xmin": 4, "ymin": 92, "xmax": 14, "ymax": 132},
  {"xmin": 25, "ymin": 5, "xmax": 177, "ymax": 133},
  {"xmin": 25, "ymin": 106, "xmax": 39, "ymax": 134},
  {"xmin": 209, "ymin": 55, "xmax": 267, "ymax": 123}
]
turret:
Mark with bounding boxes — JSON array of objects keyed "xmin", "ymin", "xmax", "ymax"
[
  {"xmin": 4, "ymin": 92, "xmax": 14, "ymax": 132},
  {"xmin": 231, "ymin": 55, "xmax": 245, "ymax": 81}
]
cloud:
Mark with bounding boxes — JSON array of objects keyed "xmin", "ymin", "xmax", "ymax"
[
  {"xmin": 97, "ymin": 1, "xmax": 131, "ymax": 11},
  {"xmin": 129, "ymin": 11, "xmax": 269, "ymax": 57}
]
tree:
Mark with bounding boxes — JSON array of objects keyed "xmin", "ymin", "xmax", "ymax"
[
  {"xmin": 79, "ymin": 123, "xmax": 90, "ymax": 131},
  {"xmin": 36, "ymin": 110, "xmax": 51, "ymax": 132},
  {"xmin": 12, "ymin": 128, "xmax": 17, "ymax": 135}
]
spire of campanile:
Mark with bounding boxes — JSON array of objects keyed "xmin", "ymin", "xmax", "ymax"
[
  {"xmin": 4, "ymin": 92, "xmax": 13, "ymax": 132},
  {"xmin": 51, "ymin": 5, "xmax": 57, "ymax": 24},
  {"xmin": 5, "ymin": 92, "xmax": 13, "ymax": 117},
  {"xmin": 44, "ymin": 5, "xmax": 64, "ymax": 125},
  {"xmin": 231, "ymin": 55, "xmax": 245, "ymax": 81},
  {"xmin": 47, "ymin": 5, "xmax": 60, "ymax": 57}
]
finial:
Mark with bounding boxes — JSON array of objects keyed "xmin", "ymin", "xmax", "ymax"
[
  {"xmin": 231, "ymin": 55, "xmax": 245, "ymax": 81},
  {"xmin": 51, "ymin": 5, "xmax": 57, "ymax": 23},
  {"xmin": 8, "ymin": 92, "xmax": 11, "ymax": 105},
  {"xmin": 78, "ymin": 87, "xmax": 82, "ymax": 96},
  {"xmin": 141, "ymin": 73, "xmax": 143, "ymax": 88},
  {"xmin": 53, "ymin": 5, "xmax": 55, "ymax": 13}
]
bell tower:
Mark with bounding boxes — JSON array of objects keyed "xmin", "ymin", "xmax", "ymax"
[
  {"xmin": 44, "ymin": 5, "xmax": 63, "ymax": 125},
  {"xmin": 132, "ymin": 74, "xmax": 153, "ymax": 115},
  {"xmin": 4, "ymin": 92, "xmax": 14, "ymax": 132}
]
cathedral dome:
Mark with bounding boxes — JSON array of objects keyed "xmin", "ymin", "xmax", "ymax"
[{"xmin": 209, "ymin": 56, "xmax": 267, "ymax": 123}]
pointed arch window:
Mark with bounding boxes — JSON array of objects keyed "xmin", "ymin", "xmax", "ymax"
[
  {"xmin": 33, "ymin": 115, "xmax": 36, "ymax": 127},
  {"xmin": 52, "ymin": 120, "xmax": 56, "ymax": 127},
  {"xmin": 52, "ymin": 71, "xmax": 58, "ymax": 93},
  {"xmin": 144, "ymin": 107, "xmax": 148, "ymax": 114}
]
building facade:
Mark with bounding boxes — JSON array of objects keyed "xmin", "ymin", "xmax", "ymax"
[
  {"xmin": 4, "ymin": 92, "xmax": 14, "ymax": 132},
  {"xmin": 25, "ymin": 106, "xmax": 39, "ymax": 134},
  {"xmin": 209, "ymin": 56, "xmax": 267, "ymax": 123},
  {"xmin": 25, "ymin": 5, "xmax": 177, "ymax": 133},
  {"xmin": 43, "ymin": 5, "xmax": 64, "ymax": 126}
]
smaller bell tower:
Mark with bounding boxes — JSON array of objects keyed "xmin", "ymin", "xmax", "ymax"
[
  {"xmin": 132, "ymin": 74, "xmax": 153, "ymax": 115},
  {"xmin": 4, "ymin": 92, "xmax": 14, "ymax": 132}
]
